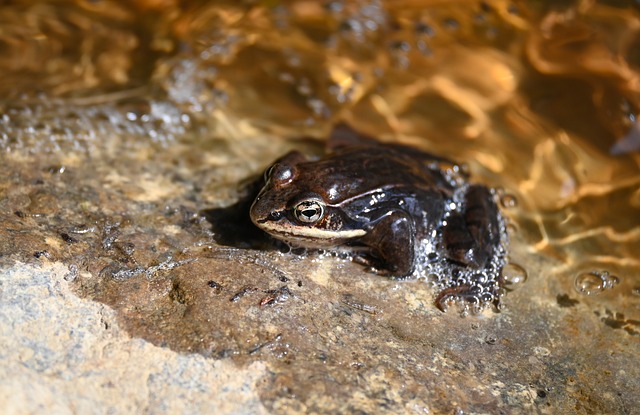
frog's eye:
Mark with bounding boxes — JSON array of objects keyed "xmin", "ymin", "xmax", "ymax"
[{"xmin": 293, "ymin": 200, "xmax": 325, "ymax": 223}]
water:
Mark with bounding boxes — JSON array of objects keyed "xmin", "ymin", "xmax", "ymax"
[
  {"xmin": 4, "ymin": 0, "xmax": 637, "ymax": 303},
  {"xmin": 1, "ymin": 0, "xmax": 638, "ymax": 304},
  {"xmin": 1, "ymin": 1, "xmax": 639, "ymax": 413}
]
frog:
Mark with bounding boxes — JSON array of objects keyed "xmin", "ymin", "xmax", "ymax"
[{"xmin": 250, "ymin": 124, "xmax": 506, "ymax": 289}]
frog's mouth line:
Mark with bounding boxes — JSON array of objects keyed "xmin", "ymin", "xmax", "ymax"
[{"xmin": 255, "ymin": 218, "xmax": 367, "ymax": 241}]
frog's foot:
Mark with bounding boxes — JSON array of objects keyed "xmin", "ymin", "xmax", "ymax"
[
  {"xmin": 360, "ymin": 210, "xmax": 416, "ymax": 277},
  {"xmin": 351, "ymin": 254, "xmax": 392, "ymax": 276},
  {"xmin": 443, "ymin": 185, "xmax": 500, "ymax": 268}
]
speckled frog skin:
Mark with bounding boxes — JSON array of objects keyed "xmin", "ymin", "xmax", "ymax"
[{"xmin": 250, "ymin": 124, "xmax": 506, "ymax": 284}]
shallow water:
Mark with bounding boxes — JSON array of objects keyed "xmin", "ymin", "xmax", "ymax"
[{"xmin": 1, "ymin": 1, "xmax": 639, "ymax": 413}]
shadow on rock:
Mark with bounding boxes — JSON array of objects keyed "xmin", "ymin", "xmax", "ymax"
[{"xmin": 202, "ymin": 177, "xmax": 274, "ymax": 250}]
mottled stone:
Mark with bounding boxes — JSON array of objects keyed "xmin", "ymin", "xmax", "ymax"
[{"xmin": 0, "ymin": 262, "xmax": 269, "ymax": 415}]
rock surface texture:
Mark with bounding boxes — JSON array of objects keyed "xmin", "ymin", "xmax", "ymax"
[{"xmin": 1, "ymin": 1, "xmax": 639, "ymax": 414}]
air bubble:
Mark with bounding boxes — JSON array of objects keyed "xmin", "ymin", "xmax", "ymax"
[
  {"xmin": 443, "ymin": 17, "xmax": 460, "ymax": 30},
  {"xmin": 414, "ymin": 22, "xmax": 434, "ymax": 36},
  {"xmin": 458, "ymin": 163, "xmax": 470, "ymax": 176},
  {"xmin": 574, "ymin": 270, "xmax": 620, "ymax": 296},
  {"xmin": 473, "ymin": 273, "xmax": 488, "ymax": 284},
  {"xmin": 455, "ymin": 276, "xmax": 467, "ymax": 286},
  {"xmin": 480, "ymin": 292, "xmax": 493, "ymax": 303},
  {"xmin": 500, "ymin": 193, "xmax": 518, "ymax": 209},
  {"xmin": 501, "ymin": 263, "xmax": 527, "ymax": 287},
  {"xmin": 602, "ymin": 272, "xmax": 620, "ymax": 289},
  {"xmin": 389, "ymin": 40, "xmax": 410, "ymax": 52},
  {"xmin": 425, "ymin": 273, "xmax": 440, "ymax": 284},
  {"xmin": 575, "ymin": 272, "xmax": 602, "ymax": 295},
  {"xmin": 470, "ymin": 304, "xmax": 483, "ymax": 315}
]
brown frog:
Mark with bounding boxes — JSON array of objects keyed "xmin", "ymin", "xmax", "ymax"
[{"xmin": 250, "ymin": 124, "xmax": 506, "ymax": 287}]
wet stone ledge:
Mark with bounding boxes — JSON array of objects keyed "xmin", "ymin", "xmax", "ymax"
[{"xmin": 0, "ymin": 136, "xmax": 637, "ymax": 415}]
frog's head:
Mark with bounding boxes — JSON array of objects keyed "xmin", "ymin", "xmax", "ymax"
[{"xmin": 250, "ymin": 152, "xmax": 365, "ymax": 248}]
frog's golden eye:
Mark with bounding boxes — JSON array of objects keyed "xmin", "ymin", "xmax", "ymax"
[{"xmin": 293, "ymin": 200, "xmax": 325, "ymax": 223}]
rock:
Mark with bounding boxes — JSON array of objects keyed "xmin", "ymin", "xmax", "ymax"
[{"xmin": 0, "ymin": 262, "xmax": 268, "ymax": 415}]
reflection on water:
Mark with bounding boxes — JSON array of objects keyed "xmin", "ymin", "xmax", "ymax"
[{"xmin": 1, "ymin": 1, "xmax": 639, "ymax": 310}]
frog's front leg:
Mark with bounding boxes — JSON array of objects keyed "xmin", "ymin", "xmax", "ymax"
[
  {"xmin": 358, "ymin": 210, "xmax": 416, "ymax": 276},
  {"xmin": 443, "ymin": 185, "xmax": 500, "ymax": 269}
]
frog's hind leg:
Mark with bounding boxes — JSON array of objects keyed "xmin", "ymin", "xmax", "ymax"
[
  {"xmin": 358, "ymin": 210, "xmax": 416, "ymax": 277},
  {"xmin": 443, "ymin": 185, "xmax": 500, "ymax": 269}
]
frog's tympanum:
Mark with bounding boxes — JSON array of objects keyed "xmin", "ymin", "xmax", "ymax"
[{"xmin": 250, "ymin": 124, "xmax": 509, "ymax": 310}]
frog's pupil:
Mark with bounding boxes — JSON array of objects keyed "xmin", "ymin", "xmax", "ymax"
[{"xmin": 302, "ymin": 209, "xmax": 316, "ymax": 218}]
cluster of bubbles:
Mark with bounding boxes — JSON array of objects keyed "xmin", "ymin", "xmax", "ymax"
[
  {"xmin": 414, "ymin": 182, "xmax": 522, "ymax": 316},
  {"xmin": 0, "ymin": 96, "xmax": 193, "ymax": 152},
  {"xmin": 574, "ymin": 270, "xmax": 620, "ymax": 296}
]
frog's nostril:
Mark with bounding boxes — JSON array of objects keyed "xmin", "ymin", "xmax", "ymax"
[{"xmin": 268, "ymin": 211, "xmax": 283, "ymax": 221}]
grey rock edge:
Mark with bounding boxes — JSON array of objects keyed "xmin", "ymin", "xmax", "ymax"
[{"xmin": 0, "ymin": 261, "xmax": 269, "ymax": 415}]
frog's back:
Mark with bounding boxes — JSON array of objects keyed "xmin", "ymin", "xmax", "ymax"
[{"xmin": 298, "ymin": 144, "xmax": 453, "ymax": 205}]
